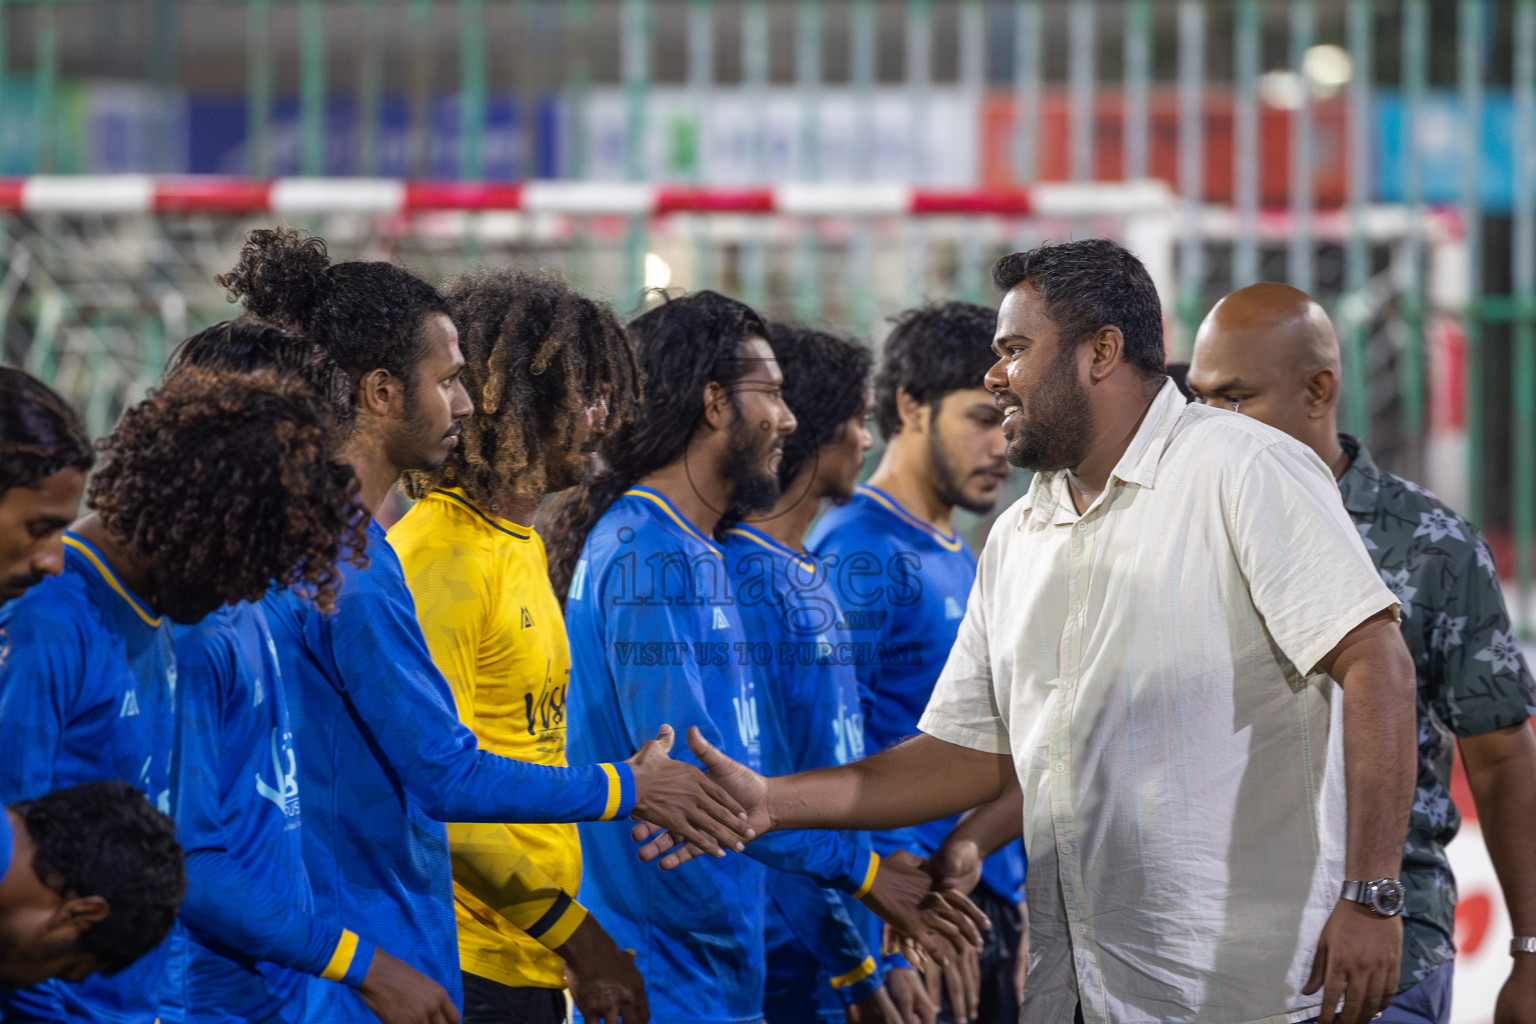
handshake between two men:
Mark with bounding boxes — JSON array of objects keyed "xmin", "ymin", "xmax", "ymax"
[{"xmin": 627, "ymin": 722, "xmax": 1004, "ymax": 1023}]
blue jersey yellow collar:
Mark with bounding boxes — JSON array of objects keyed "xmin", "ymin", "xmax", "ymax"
[
  {"xmin": 856, "ymin": 484, "xmax": 964, "ymax": 552},
  {"xmin": 722, "ymin": 522, "xmax": 816, "ymax": 573},
  {"xmin": 623, "ymin": 486, "xmax": 722, "ymax": 558},
  {"xmin": 62, "ymin": 533, "xmax": 162, "ymax": 627},
  {"xmin": 431, "ymin": 487, "xmax": 533, "ymax": 541}
]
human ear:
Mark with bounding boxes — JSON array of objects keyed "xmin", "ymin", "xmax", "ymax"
[
  {"xmin": 357, "ymin": 368, "xmax": 400, "ymax": 418},
  {"xmin": 1305, "ymin": 366, "xmax": 1339, "ymax": 419},
  {"xmin": 700, "ymin": 381, "xmax": 733, "ymax": 432},
  {"xmin": 1087, "ymin": 326, "xmax": 1126, "ymax": 383},
  {"xmin": 895, "ymin": 388, "xmax": 928, "ymax": 434}
]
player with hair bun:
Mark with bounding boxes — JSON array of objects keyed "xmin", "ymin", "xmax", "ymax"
[{"xmin": 221, "ymin": 227, "xmax": 757, "ymax": 1024}]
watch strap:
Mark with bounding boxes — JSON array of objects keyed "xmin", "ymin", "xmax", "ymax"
[
  {"xmin": 1513, "ymin": 937, "xmax": 1536, "ymax": 955},
  {"xmin": 1340, "ymin": 880, "xmax": 1364, "ymax": 904}
]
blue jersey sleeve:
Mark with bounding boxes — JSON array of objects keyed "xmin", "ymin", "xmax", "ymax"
[
  {"xmin": 768, "ymin": 876, "xmax": 882, "ymax": 1005},
  {"xmin": 0, "ymin": 599, "xmax": 83, "ymax": 800},
  {"xmin": 312, "ymin": 548, "xmax": 633, "ymax": 824},
  {"xmin": 171, "ymin": 630, "xmax": 350, "ymax": 980}
]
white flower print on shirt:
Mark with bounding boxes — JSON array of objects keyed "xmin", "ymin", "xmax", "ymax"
[
  {"xmin": 1413, "ymin": 509, "xmax": 1466, "ymax": 544},
  {"xmin": 1474, "ymin": 628, "xmax": 1525, "ymax": 675},
  {"xmin": 1381, "ymin": 568, "xmax": 1418, "ymax": 618}
]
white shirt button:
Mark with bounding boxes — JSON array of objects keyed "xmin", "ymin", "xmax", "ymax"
[{"xmin": 1054, "ymin": 761, "xmax": 1065, "ymax": 773}]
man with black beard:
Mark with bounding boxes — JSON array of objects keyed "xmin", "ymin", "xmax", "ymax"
[
  {"xmin": 806, "ymin": 302, "xmax": 1022, "ymax": 1024},
  {"xmin": 547, "ymin": 292, "xmax": 985, "ymax": 1024},
  {"xmin": 662, "ymin": 240, "xmax": 1418, "ymax": 1024}
]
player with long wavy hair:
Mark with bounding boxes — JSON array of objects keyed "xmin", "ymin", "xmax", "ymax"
[{"xmin": 392, "ymin": 267, "xmax": 646, "ymax": 1024}]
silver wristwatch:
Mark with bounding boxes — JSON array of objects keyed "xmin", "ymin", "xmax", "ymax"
[
  {"xmin": 1340, "ymin": 878, "xmax": 1406, "ymax": 918},
  {"xmin": 1513, "ymin": 937, "xmax": 1536, "ymax": 955}
]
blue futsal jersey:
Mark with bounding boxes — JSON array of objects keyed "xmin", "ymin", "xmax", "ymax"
[
  {"xmin": 721, "ymin": 524, "xmax": 882, "ymax": 1022},
  {"xmin": 162, "ymin": 602, "xmax": 370, "ymax": 1024},
  {"xmin": 566, "ymin": 489, "xmax": 878, "ymax": 1024},
  {"xmin": 261, "ymin": 519, "xmax": 634, "ymax": 1021},
  {"xmin": 0, "ymin": 534, "xmax": 175, "ymax": 1023},
  {"xmin": 808, "ymin": 485, "xmax": 1025, "ymax": 904}
]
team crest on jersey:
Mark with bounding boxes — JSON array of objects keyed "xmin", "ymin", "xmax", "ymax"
[
  {"xmin": 119, "ymin": 688, "xmax": 141, "ymax": 718},
  {"xmin": 712, "ymin": 606, "xmax": 730, "ymax": 630},
  {"xmin": 944, "ymin": 596, "xmax": 964, "ymax": 620},
  {"xmin": 255, "ymin": 727, "xmax": 302, "ymax": 823}
]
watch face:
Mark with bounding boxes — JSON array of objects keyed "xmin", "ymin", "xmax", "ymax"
[{"xmin": 1368, "ymin": 879, "xmax": 1406, "ymax": 917}]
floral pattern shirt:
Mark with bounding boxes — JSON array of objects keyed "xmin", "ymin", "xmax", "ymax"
[{"xmin": 1337, "ymin": 435, "xmax": 1536, "ymax": 992}]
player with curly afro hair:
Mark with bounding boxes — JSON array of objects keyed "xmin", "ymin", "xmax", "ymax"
[
  {"xmin": 0, "ymin": 361, "xmax": 366, "ymax": 1024},
  {"xmin": 390, "ymin": 267, "xmax": 649, "ymax": 1024},
  {"xmin": 401, "ymin": 265, "xmax": 642, "ymax": 510},
  {"xmin": 81, "ymin": 366, "xmax": 365, "ymax": 622}
]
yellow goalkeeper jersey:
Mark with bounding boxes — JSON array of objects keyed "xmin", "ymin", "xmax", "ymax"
[{"xmin": 391, "ymin": 486, "xmax": 583, "ymax": 990}]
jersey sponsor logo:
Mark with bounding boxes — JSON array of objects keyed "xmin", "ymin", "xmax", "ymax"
[
  {"xmin": 255, "ymin": 727, "xmax": 301, "ymax": 822},
  {"xmin": 839, "ymin": 610, "xmax": 888, "ymax": 631},
  {"xmin": 520, "ymin": 606, "xmax": 534, "ymax": 629},
  {"xmin": 833, "ymin": 708, "xmax": 866, "ymax": 765},
  {"xmin": 569, "ymin": 559, "xmax": 589, "ymax": 602},
  {"xmin": 733, "ymin": 682, "xmax": 762, "ymax": 763},
  {"xmin": 712, "ymin": 606, "xmax": 730, "ymax": 630},
  {"xmin": 944, "ymin": 596, "xmax": 964, "ymax": 620},
  {"xmin": 120, "ymin": 688, "xmax": 141, "ymax": 717},
  {"xmin": 524, "ymin": 660, "xmax": 568, "ymax": 739}
]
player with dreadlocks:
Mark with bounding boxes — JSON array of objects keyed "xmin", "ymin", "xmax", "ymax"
[
  {"xmin": 219, "ymin": 228, "xmax": 755, "ymax": 1023},
  {"xmin": 390, "ymin": 267, "xmax": 646, "ymax": 1024},
  {"xmin": 0, "ymin": 366, "xmax": 368, "ymax": 1023},
  {"xmin": 157, "ymin": 320, "xmax": 459, "ymax": 1024},
  {"xmin": 545, "ymin": 290, "xmax": 986, "ymax": 1024},
  {"xmin": 0, "ymin": 368, "xmax": 92, "ymax": 607}
]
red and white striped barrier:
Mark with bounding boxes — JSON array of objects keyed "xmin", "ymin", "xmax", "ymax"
[{"xmin": 0, "ymin": 176, "xmax": 1176, "ymax": 218}]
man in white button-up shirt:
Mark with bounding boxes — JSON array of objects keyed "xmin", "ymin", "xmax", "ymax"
[{"xmin": 646, "ymin": 239, "xmax": 1418, "ymax": 1024}]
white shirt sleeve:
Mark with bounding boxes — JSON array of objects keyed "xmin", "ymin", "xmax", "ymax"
[
  {"xmin": 918, "ymin": 521, "xmax": 1010, "ymax": 755},
  {"xmin": 1227, "ymin": 439, "xmax": 1400, "ymax": 677}
]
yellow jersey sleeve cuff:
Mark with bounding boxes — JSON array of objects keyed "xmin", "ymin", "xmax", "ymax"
[
  {"xmin": 830, "ymin": 956, "xmax": 879, "ymax": 990},
  {"xmin": 524, "ymin": 890, "xmax": 590, "ymax": 951},
  {"xmin": 319, "ymin": 930, "xmax": 377, "ymax": 987},
  {"xmin": 598, "ymin": 761, "xmax": 636, "ymax": 820},
  {"xmin": 849, "ymin": 851, "xmax": 881, "ymax": 899}
]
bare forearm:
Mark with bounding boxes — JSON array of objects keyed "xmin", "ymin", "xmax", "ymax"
[
  {"xmin": 767, "ymin": 733, "xmax": 1013, "ymax": 832},
  {"xmin": 1329, "ymin": 623, "xmax": 1417, "ymax": 879},
  {"xmin": 1463, "ymin": 723, "xmax": 1536, "ymax": 935},
  {"xmin": 946, "ymin": 770, "xmax": 1024, "ymax": 859}
]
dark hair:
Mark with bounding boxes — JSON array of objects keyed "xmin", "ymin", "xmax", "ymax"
[
  {"xmin": 404, "ymin": 267, "xmax": 642, "ymax": 512},
  {"xmin": 87, "ymin": 368, "xmax": 367, "ymax": 612},
  {"xmin": 14, "ymin": 780, "xmax": 185, "ymax": 975},
  {"xmin": 217, "ymin": 227, "xmax": 450, "ymax": 394},
  {"xmin": 873, "ymin": 301, "xmax": 999, "ymax": 440},
  {"xmin": 543, "ymin": 290, "xmax": 766, "ymax": 602},
  {"xmin": 167, "ymin": 319, "xmax": 356, "ymax": 431},
  {"xmin": 991, "ymin": 238, "xmax": 1166, "ymax": 378},
  {"xmin": 0, "ymin": 368, "xmax": 93, "ymax": 494},
  {"xmin": 765, "ymin": 322, "xmax": 872, "ymax": 488}
]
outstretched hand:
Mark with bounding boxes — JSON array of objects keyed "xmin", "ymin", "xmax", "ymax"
[
  {"xmin": 633, "ymin": 727, "xmax": 772, "ymax": 868},
  {"xmin": 626, "ymin": 725, "xmax": 755, "ymax": 859}
]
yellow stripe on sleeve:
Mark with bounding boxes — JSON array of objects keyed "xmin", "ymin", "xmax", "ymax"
[
  {"xmin": 830, "ymin": 956, "xmax": 879, "ymax": 990},
  {"xmin": 850, "ymin": 852, "xmax": 881, "ymax": 899},
  {"xmin": 319, "ymin": 930, "xmax": 360, "ymax": 982},
  {"xmin": 538, "ymin": 900, "xmax": 589, "ymax": 951},
  {"xmin": 598, "ymin": 762, "xmax": 623, "ymax": 821}
]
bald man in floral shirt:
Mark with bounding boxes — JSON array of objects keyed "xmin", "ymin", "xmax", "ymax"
[{"xmin": 1190, "ymin": 283, "xmax": 1536, "ymax": 1024}]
